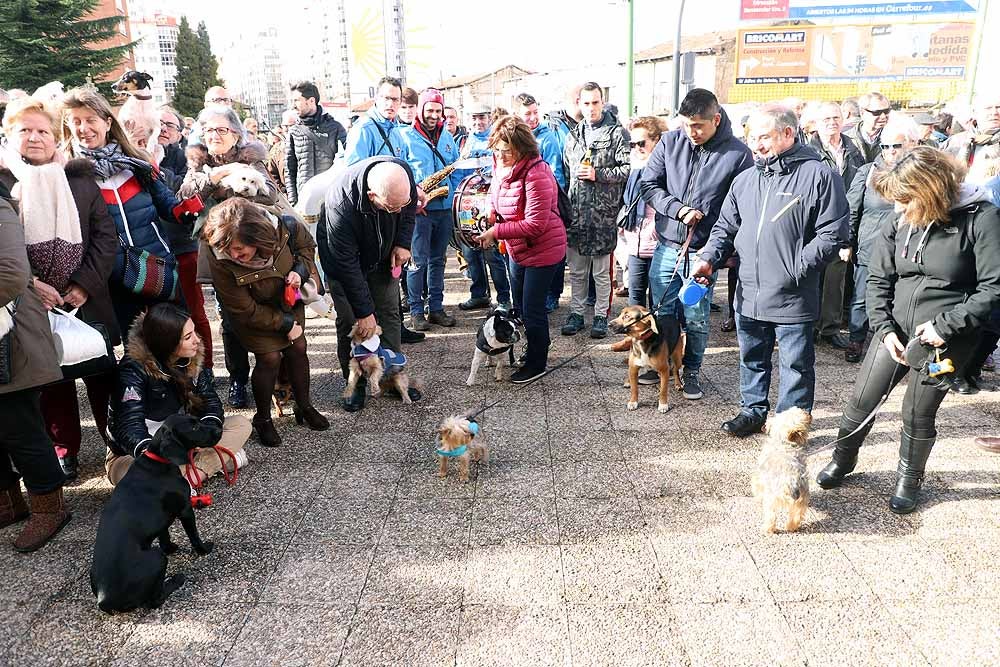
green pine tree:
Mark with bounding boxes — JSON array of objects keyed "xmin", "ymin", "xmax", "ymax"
[
  {"xmin": 172, "ymin": 17, "xmax": 203, "ymax": 117},
  {"xmin": 0, "ymin": 0, "xmax": 137, "ymax": 92},
  {"xmin": 196, "ymin": 22, "xmax": 224, "ymax": 90}
]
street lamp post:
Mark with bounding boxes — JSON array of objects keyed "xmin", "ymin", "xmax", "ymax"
[
  {"xmin": 671, "ymin": 0, "xmax": 687, "ymax": 115},
  {"xmin": 626, "ymin": 0, "xmax": 634, "ymax": 118}
]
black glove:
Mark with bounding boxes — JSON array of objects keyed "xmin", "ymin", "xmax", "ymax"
[{"xmin": 178, "ymin": 211, "xmax": 199, "ymax": 226}]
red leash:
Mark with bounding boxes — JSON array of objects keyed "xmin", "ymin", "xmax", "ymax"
[{"xmin": 184, "ymin": 446, "xmax": 240, "ymax": 508}]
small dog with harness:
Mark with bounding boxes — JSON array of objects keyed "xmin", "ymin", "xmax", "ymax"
[
  {"xmin": 609, "ymin": 305, "xmax": 685, "ymax": 413},
  {"xmin": 90, "ymin": 415, "xmax": 217, "ymax": 614},
  {"xmin": 751, "ymin": 407, "xmax": 812, "ymax": 534},
  {"xmin": 436, "ymin": 416, "xmax": 489, "ymax": 482},
  {"xmin": 345, "ymin": 323, "xmax": 414, "ymax": 403},
  {"xmin": 466, "ymin": 309, "xmax": 522, "ymax": 385}
]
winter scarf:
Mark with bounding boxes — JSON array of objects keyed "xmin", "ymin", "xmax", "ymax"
[
  {"xmin": 77, "ymin": 141, "xmax": 153, "ymax": 182},
  {"xmin": 2, "ymin": 147, "xmax": 83, "ymax": 292}
]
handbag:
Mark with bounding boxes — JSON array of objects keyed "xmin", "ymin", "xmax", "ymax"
[
  {"xmin": 112, "ymin": 195, "xmax": 179, "ymax": 301},
  {"xmin": 0, "ymin": 298, "xmax": 18, "ymax": 385},
  {"xmin": 47, "ymin": 308, "xmax": 115, "ymax": 381}
]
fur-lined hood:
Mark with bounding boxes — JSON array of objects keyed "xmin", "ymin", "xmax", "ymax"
[
  {"xmin": 186, "ymin": 140, "xmax": 269, "ymax": 171},
  {"xmin": 126, "ymin": 311, "xmax": 204, "ymax": 381}
]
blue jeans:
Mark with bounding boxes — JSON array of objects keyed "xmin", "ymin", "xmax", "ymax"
[
  {"xmin": 547, "ymin": 256, "xmax": 566, "ymax": 301},
  {"xmin": 407, "ymin": 209, "xmax": 452, "ymax": 315},
  {"xmin": 510, "ymin": 259, "xmax": 560, "ymax": 371},
  {"xmin": 735, "ymin": 315, "xmax": 816, "ymax": 418},
  {"xmin": 648, "ymin": 244, "xmax": 715, "ymax": 376},
  {"xmin": 848, "ymin": 263, "xmax": 869, "ymax": 343},
  {"xmin": 464, "ymin": 243, "xmax": 511, "ymax": 304},
  {"xmin": 626, "ymin": 254, "xmax": 652, "ymax": 307}
]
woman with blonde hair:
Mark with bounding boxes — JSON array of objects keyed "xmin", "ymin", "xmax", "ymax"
[
  {"xmin": 817, "ymin": 147, "xmax": 1000, "ymax": 513},
  {"xmin": 201, "ymin": 197, "xmax": 327, "ymax": 446},
  {"xmin": 61, "ymin": 87, "xmax": 193, "ymax": 338}
]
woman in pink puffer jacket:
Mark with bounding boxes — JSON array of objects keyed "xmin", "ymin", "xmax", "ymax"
[{"xmin": 474, "ymin": 116, "xmax": 567, "ymax": 382}]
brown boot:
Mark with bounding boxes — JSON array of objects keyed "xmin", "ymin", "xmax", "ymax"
[
  {"xmin": 14, "ymin": 488, "xmax": 71, "ymax": 553},
  {"xmin": 0, "ymin": 483, "xmax": 29, "ymax": 529}
]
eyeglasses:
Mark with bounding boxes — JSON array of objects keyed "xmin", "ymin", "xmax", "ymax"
[
  {"xmin": 492, "ymin": 148, "xmax": 514, "ymax": 156},
  {"xmin": 203, "ymin": 127, "xmax": 235, "ymax": 136},
  {"xmin": 880, "ymin": 143, "xmax": 905, "ymax": 150},
  {"xmin": 208, "ymin": 97, "xmax": 231, "ymax": 104},
  {"xmin": 373, "ymin": 193, "xmax": 411, "ymax": 214},
  {"xmin": 628, "ymin": 140, "xmax": 651, "ymax": 149},
  {"xmin": 160, "ymin": 121, "xmax": 180, "ymax": 131},
  {"xmin": 379, "ymin": 95, "xmax": 401, "ymax": 103},
  {"xmin": 865, "ymin": 108, "xmax": 891, "ymax": 116}
]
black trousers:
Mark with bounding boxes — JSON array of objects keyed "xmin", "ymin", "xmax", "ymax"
[
  {"xmin": 329, "ymin": 270, "xmax": 402, "ymax": 379},
  {"xmin": 221, "ymin": 308, "xmax": 251, "ymax": 384},
  {"xmin": 0, "ymin": 389, "xmax": 65, "ymax": 494}
]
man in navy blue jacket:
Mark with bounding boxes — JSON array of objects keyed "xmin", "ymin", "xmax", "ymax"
[
  {"xmin": 694, "ymin": 105, "xmax": 849, "ymax": 437},
  {"xmin": 640, "ymin": 89, "xmax": 753, "ymax": 400}
]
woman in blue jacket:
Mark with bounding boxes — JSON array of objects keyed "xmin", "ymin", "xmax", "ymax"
[{"xmin": 62, "ymin": 88, "xmax": 190, "ymax": 339}]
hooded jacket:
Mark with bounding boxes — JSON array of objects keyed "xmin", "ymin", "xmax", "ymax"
[
  {"xmin": 285, "ymin": 109, "xmax": 347, "ymax": 205},
  {"xmin": 319, "ymin": 157, "xmax": 416, "ymax": 319},
  {"xmin": 108, "ymin": 313, "xmax": 223, "ymax": 458},
  {"xmin": 639, "ymin": 108, "xmax": 753, "ymax": 249},
  {"xmin": 700, "ymin": 141, "xmax": 850, "ymax": 324},
  {"xmin": 846, "ymin": 159, "xmax": 898, "ymax": 266},
  {"xmin": 562, "ymin": 110, "xmax": 631, "ymax": 255},
  {"xmin": 391, "ymin": 122, "xmax": 462, "ymax": 211},
  {"xmin": 867, "ymin": 186, "xmax": 1000, "ymax": 349},
  {"xmin": 343, "ymin": 108, "xmax": 398, "ymax": 166},
  {"xmin": 533, "ymin": 123, "xmax": 567, "ymax": 190},
  {"xmin": 546, "ymin": 110, "xmax": 578, "ymax": 145}
]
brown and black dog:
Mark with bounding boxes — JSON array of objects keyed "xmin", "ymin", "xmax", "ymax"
[{"xmin": 609, "ymin": 305, "xmax": 685, "ymax": 413}]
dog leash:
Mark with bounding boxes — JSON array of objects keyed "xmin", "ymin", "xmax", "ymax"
[{"xmin": 184, "ymin": 445, "xmax": 240, "ymax": 491}]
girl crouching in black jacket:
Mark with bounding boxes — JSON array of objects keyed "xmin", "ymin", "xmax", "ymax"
[
  {"xmin": 817, "ymin": 146, "xmax": 1000, "ymax": 513},
  {"xmin": 107, "ymin": 303, "xmax": 251, "ymax": 485}
]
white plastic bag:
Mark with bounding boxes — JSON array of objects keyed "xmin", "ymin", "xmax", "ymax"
[{"xmin": 48, "ymin": 308, "xmax": 106, "ymax": 366}]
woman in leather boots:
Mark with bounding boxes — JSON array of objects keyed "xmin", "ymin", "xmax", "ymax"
[
  {"xmin": 202, "ymin": 197, "xmax": 329, "ymax": 446},
  {"xmin": 817, "ymin": 147, "xmax": 1000, "ymax": 513}
]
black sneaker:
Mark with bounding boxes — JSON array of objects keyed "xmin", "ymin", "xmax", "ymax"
[
  {"xmin": 820, "ymin": 333, "xmax": 851, "ymax": 350},
  {"xmin": 637, "ymin": 369, "xmax": 660, "ymax": 385},
  {"xmin": 952, "ymin": 376, "xmax": 978, "ymax": 395},
  {"xmin": 721, "ymin": 412, "xmax": 766, "ymax": 437},
  {"xmin": 341, "ymin": 383, "xmax": 367, "ymax": 412},
  {"xmin": 411, "ymin": 313, "xmax": 430, "ymax": 331},
  {"xmin": 561, "ymin": 313, "xmax": 585, "ymax": 336},
  {"xmin": 401, "ymin": 326, "xmax": 426, "ymax": 344},
  {"xmin": 511, "ymin": 366, "xmax": 546, "ymax": 384},
  {"xmin": 682, "ymin": 374, "xmax": 704, "ymax": 400},
  {"xmin": 545, "ymin": 296, "xmax": 559, "ymax": 313},
  {"xmin": 428, "ymin": 310, "xmax": 456, "ymax": 327},
  {"xmin": 590, "ymin": 316, "xmax": 609, "ymax": 339},
  {"xmin": 228, "ymin": 380, "xmax": 249, "ymax": 409},
  {"xmin": 59, "ymin": 455, "xmax": 79, "ymax": 482},
  {"xmin": 459, "ymin": 296, "xmax": 492, "ymax": 310}
]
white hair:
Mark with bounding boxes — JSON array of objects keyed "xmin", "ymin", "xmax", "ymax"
[
  {"xmin": 749, "ymin": 104, "xmax": 799, "ymax": 133},
  {"xmin": 881, "ymin": 112, "xmax": 921, "ymax": 144}
]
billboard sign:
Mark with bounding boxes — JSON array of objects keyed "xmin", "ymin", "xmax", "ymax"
[
  {"xmin": 740, "ymin": 0, "xmax": 979, "ymax": 20},
  {"xmin": 735, "ymin": 22, "xmax": 974, "ymax": 84}
]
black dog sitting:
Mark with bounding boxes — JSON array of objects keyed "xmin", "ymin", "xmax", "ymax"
[
  {"xmin": 91, "ymin": 414, "xmax": 219, "ymax": 614},
  {"xmin": 466, "ymin": 309, "xmax": 523, "ymax": 385}
]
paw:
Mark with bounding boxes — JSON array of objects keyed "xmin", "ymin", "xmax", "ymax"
[
  {"xmin": 627, "ymin": 401, "xmax": 639, "ymax": 411},
  {"xmin": 194, "ymin": 541, "xmax": 214, "ymax": 556},
  {"xmin": 466, "ymin": 378, "xmax": 475, "ymax": 386},
  {"xmin": 657, "ymin": 402, "xmax": 671, "ymax": 414},
  {"xmin": 161, "ymin": 541, "xmax": 179, "ymax": 555}
]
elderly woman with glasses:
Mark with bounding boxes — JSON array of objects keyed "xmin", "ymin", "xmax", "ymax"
[
  {"xmin": 817, "ymin": 147, "xmax": 1000, "ymax": 513},
  {"xmin": 180, "ymin": 105, "xmax": 279, "ymax": 408}
]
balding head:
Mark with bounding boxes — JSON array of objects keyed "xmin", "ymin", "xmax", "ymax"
[
  {"xmin": 367, "ymin": 161, "xmax": 412, "ymax": 213},
  {"xmin": 205, "ymin": 86, "xmax": 231, "ymax": 107}
]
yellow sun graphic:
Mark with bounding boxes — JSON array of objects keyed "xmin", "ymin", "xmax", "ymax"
[{"xmin": 349, "ymin": 5, "xmax": 386, "ymax": 83}]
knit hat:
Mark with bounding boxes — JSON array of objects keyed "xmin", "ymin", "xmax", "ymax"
[{"xmin": 418, "ymin": 88, "xmax": 445, "ymax": 128}]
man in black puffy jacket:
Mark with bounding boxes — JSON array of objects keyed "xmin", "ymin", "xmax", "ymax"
[
  {"xmin": 694, "ymin": 104, "xmax": 850, "ymax": 437},
  {"xmin": 286, "ymin": 81, "xmax": 347, "ymax": 206}
]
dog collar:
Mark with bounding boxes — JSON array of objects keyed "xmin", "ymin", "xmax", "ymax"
[
  {"xmin": 436, "ymin": 445, "xmax": 468, "ymax": 458},
  {"xmin": 144, "ymin": 450, "xmax": 170, "ymax": 464},
  {"xmin": 634, "ymin": 328, "xmax": 656, "ymax": 341}
]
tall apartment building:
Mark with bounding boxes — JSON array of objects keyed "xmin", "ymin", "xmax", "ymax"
[
  {"xmin": 218, "ymin": 28, "xmax": 287, "ymax": 128},
  {"xmin": 90, "ymin": 0, "xmax": 136, "ymax": 84},
  {"xmin": 128, "ymin": 12, "xmax": 179, "ymax": 106}
]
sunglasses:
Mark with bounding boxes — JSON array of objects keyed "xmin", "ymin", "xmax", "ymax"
[
  {"xmin": 209, "ymin": 97, "xmax": 231, "ymax": 104},
  {"xmin": 865, "ymin": 108, "xmax": 891, "ymax": 116},
  {"xmin": 880, "ymin": 143, "xmax": 905, "ymax": 150},
  {"xmin": 629, "ymin": 140, "xmax": 651, "ymax": 149}
]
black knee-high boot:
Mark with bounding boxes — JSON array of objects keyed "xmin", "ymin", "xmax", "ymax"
[
  {"xmin": 889, "ymin": 431, "xmax": 935, "ymax": 514},
  {"xmin": 816, "ymin": 410, "xmax": 875, "ymax": 489}
]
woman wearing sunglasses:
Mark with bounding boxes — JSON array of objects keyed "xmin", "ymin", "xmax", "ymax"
[{"xmin": 818, "ymin": 146, "xmax": 1000, "ymax": 513}]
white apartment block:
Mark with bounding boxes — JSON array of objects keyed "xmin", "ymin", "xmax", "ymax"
[
  {"xmin": 219, "ymin": 27, "xmax": 287, "ymax": 129},
  {"xmin": 128, "ymin": 12, "xmax": 179, "ymax": 106}
]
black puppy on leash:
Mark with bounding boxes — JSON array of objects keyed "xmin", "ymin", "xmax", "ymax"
[{"xmin": 91, "ymin": 414, "xmax": 218, "ymax": 613}]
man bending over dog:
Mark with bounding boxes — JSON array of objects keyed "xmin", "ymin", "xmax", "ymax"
[
  {"xmin": 319, "ymin": 157, "xmax": 421, "ymax": 412},
  {"xmin": 692, "ymin": 105, "xmax": 849, "ymax": 437}
]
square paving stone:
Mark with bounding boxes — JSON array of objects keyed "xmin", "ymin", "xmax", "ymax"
[
  {"xmin": 479, "ymin": 430, "xmax": 551, "ymax": 465},
  {"xmin": 884, "ymin": 599, "xmax": 1000, "ymax": 666},
  {"xmin": 470, "ymin": 497, "xmax": 560, "ymax": 546},
  {"xmin": 317, "ymin": 464, "xmax": 403, "ymax": 499},
  {"xmin": 673, "ymin": 601, "xmax": 807, "ymax": 666},
  {"xmin": 10, "ymin": 598, "xmax": 137, "ymax": 666},
  {"xmin": 721, "ymin": 495, "xmax": 841, "ymax": 545},
  {"xmin": 210, "ymin": 493, "xmax": 311, "ymax": 542},
  {"xmin": 396, "ymin": 463, "xmax": 481, "ymax": 498},
  {"xmin": 649, "ymin": 537, "xmax": 772, "ymax": 604},
  {"xmin": 168, "ymin": 540, "xmax": 284, "ymax": 605},
  {"xmin": 639, "ymin": 497, "xmax": 740, "ymax": 543},
  {"xmin": 476, "ymin": 464, "xmax": 555, "ymax": 499},
  {"xmin": 779, "ymin": 598, "xmax": 930, "ymax": 666},
  {"xmin": 788, "ymin": 494, "xmax": 919, "ymax": 541},
  {"xmin": 0, "ymin": 541, "xmax": 89, "ymax": 604},
  {"xmin": 464, "ymin": 544, "xmax": 564, "ymax": 606},
  {"xmin": 382, "ymin": 499, "xmax": 473, "ymax": 546},
  {"xmin": 556, "ymin": 497, "xmax": 644, "ymax": 543},
  {"xmin": 339, "ymin": 432, "xmax": 421, "ymax": 463},
  {"xmin": 554, "ymin": 461, "xmax": 634, "ymax": 498},
  {"xmin": 339, "ymin": 604, "xmax": 459, "ymax": 667},
  {"xmin": 746, "ymin": 540, "xmax": 869, "ymax": 602},
  {"xmin": 0, "ymin": 598, "xmax": 46, "ymax": 660},
  {"xmin": 837, "ymin": 538, "xmax": 976, "ymax": 602},
  {"xmin": 260, "ymin": 542, "xmax": 374, "ymax": 605},
  {"xmin": 293, "ymin": 497, "xmax": 392, "ymax": 545},
  {"xmin": 456, "ymin": 605, "xmax": 571, "ymax": 667},
  {"xmin": 360, "ymin": 544, "xmax": 467, "ymax": 607},
  {"xmin": 224, "ymin": 604, "xmax": 354, "ymax": 667},
  {"xmin": 561, "ymin": 538, "xmax": 667, "ymax": 605},
  {"xmin": 112, "ymin": 603, "xmax": 251, "ymax": 667},
  {"xmin": 566, "ymin": 604, "xmax": 689, "ymax": 667},
  {"xmin": 549, "ymin": 429, "xmax": 625, "ymax": 462},
  {"xmin": 234, "ymin": 467, "xmax": 325, "ymax": 500}
]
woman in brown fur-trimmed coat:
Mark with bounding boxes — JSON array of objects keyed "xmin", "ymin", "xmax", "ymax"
[{"xmin": 107, "ymin": 304, "xmax": 251, "ymax": 486}]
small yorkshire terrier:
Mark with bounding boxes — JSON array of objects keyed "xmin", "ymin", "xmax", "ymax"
[
  {"xmin": 436, "ymin": 416, "xmax": 489, "ymax": 482},
  {"xmin": 751, "ymin": 407, "xmax": 812, "ymax": 534},
  {"xmin": 344, "ymin": 323, "xmax": 414, "ymax": 403}
]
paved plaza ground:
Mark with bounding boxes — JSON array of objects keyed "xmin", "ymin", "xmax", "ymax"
[{"xmin": 1, "ymin": 265, "xmax": 999, "ymax": 666}]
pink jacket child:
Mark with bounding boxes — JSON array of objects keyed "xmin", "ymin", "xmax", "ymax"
[{"xmin": 489, "ymin": 157, "xmax": 567, "ymax": 267}]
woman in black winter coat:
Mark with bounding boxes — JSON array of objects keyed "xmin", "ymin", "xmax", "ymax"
[
  {"xmin": 106, "ymin": 303, "xmax": 251, "ymax": 486},
  {"xmin": 817, "ymin": 147, "xmax": 1000, "ymax": 513}
]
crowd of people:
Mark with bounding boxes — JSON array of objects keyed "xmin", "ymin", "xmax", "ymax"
[{"xmin": 0, "ymin": 73, "xmax": 998, "ymax": 557}]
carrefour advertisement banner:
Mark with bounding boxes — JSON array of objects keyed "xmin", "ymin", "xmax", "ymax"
[
  {"xmin": 740, "ymin": 0, "xmax": 979, "ymax": 21},
  {"xmin": 735, "ymin": 22, "xmax": 975, "ymax": 84}
]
